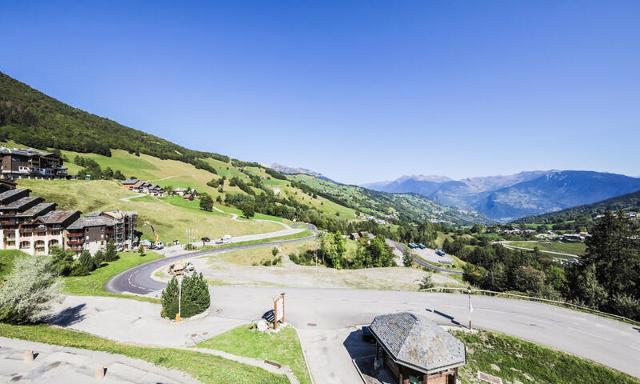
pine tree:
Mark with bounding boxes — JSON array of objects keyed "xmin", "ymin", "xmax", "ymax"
[
  {"xmin": 93, "ymin": 250, "xmax": 105, "ymax": 267},
  {"xmin": 105, "ymin": 241, "xmax": 119, "ymax": 262},
  {"xmin": 161, "ymin": 277, "xmax": 180, "ymax": 319},
  {"xmin": 74, "ymin": 250, "xmax": 96, "ymax": 276}
]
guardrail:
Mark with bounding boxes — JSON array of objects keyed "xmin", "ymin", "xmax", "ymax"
[{"xmin": 424, "ymin": 287, "xmax": 640, "ymax": 327}]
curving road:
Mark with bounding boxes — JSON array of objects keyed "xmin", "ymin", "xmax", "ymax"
[
  {"xmin": 107, "ymin": 225, "xmax": 318, "ymax": 295},
  {"xmin": 106, "ymin": 229, "xmax": 640, "ymax": 381}
]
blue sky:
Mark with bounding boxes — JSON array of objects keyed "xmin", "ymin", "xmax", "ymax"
[{"xmin": 1, "ymin": 1, "xmax": 638, "ymax": 184}]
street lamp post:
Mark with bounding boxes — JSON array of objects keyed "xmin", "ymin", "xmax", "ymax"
[{"xmin": 176, "ymin": 274, "xmax": 183, "ymax": 323}]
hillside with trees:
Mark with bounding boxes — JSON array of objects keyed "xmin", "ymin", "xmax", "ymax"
[
  {"xmin": 515, "ymin": 190, "xmax": 640, "ymax": 227},
  {"xmin": 444, "ymin": 211, "xmax": 640, "ymax": 321},
  {"xmin": 289, "ymin": 174, "xmax": 489, "ymax": 226}
]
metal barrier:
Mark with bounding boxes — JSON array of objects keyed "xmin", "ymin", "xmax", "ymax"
[{"xmin": 424, "ymin": 287, "xmax": 640, "ymax": 326}]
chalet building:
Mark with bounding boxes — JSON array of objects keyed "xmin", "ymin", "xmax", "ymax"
[
  {"xmin": 66, "ymin": 211, "xmax": 137, "ymax": 255},
  {"xmin": 121, "ymin": 178, "xmax": 140, "ymax": 189},
  {"xmin": 124, "ymin": 179, "xmax": 166, "ymax": 197},
  {"xmin": 369, "ymin": 312, "xmax": 466, "ymax": 384},
  {"xmin": 0, "ymin": 147, "xmax": 67, "ymax": 180},
  {"xmin": 0, "ymin": 187, "xmax": 80, "ymax": 255},
  {"xmin": 101, "ymin": 210, "xmax": 137, "ymax": 249},
  {"xmin": 0, "ymin": 183, "xmax": 137, "ymax": 255}
]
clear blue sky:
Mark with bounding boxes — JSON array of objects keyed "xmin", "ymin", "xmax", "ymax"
[{"xmin": 1, "ymin": 1, "xmax": 638, "ymax": 184}]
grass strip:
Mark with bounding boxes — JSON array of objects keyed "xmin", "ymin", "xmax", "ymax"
[
  {"xmin": 456, "ymin": 330, "xmax": 639, "ymax": 384},
  {"xmin": 0, "ymin": 323, "xmax": 288, "ymax": 384},
  {"xmin": 63, "ymin": 251, "xmax": 163, "ymax": 303},
  {"xmin": 197, "ymin": 325, "xmax": 312, "ymax": 384}
]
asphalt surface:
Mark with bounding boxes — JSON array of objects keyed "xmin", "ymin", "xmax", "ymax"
[
  {"xmin": 106, "ymin": 228, "xmax": 640, "ymax": 381},
  {"xmin": 106, "ymin": 225, "xmax": 318, "ymax": 295}
]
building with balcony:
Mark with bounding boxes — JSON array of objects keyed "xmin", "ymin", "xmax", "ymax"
[
  {"xmin": 0, "ymin": 147, "xmax": 67, "ymax": 180},
  {"xmin": 0, "ymin": 182, "xmax": 136, "ymax": 256}
]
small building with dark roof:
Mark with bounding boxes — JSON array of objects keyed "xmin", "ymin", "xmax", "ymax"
[{"xmin": 369, "ymin": 312, "xmax": 465, "ymax": 384}]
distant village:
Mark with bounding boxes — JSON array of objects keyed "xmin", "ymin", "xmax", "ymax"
[{"xmin": 0, "ymin": 146, "xmax": 198, "ymax": 256}]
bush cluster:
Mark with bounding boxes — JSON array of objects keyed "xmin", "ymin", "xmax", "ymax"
[{"xmin": 161, "ymin": 273, "xmax": 210, "ymax": 319}]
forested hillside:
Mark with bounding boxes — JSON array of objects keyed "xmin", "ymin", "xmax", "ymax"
[
  {"xmin": 0, "ymin": 72, "xmax": 229, "ymax": 170},
  {"xmin": 289, "ymin": 174, "xmax": 490, "ymax": 225},
  {"xmin": 515, "ymin": 190, "xmax": 640, "ymax": 226}
]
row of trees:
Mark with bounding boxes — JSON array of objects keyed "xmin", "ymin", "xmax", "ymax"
[
  {"xmin": 73, "ymin": 156, "xmax": 126, "ymax": 180},
  {"xmin": 565, "ymin": 211, "xmax": 640, "ymax": 320},
  {"xmin": 290, "ymin": 233, "xmax": 395, "ymax": 269},
  {"xmin": 456, "ymin": 211, "xmax": 640, "ymax": 321},
  {"xmin": 50, "ymin": 243, "xmax": 119, "ymax": 277}
]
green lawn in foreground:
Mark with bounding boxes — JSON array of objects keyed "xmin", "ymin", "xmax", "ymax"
[
  {"xmin": 456, "ymin": 330, "xmax": 639, "ymax": 384},
  {"xmin": 197, "ymin": 325, "xmax": 311, "ymax": 384},
  {"xmin": 63, "ymin": 251, "xmax": 163, "ymax": 302},
  {"xmin": 0, "ymin": 249, "xmax": 28, "ymax": 281},
  {"xmin": 0, "ymin": 324, "xmax": 287, "ymax": 384},
  {"xmin": 508, "ymin": 241, "xmax": 586, "ymax": 256}
]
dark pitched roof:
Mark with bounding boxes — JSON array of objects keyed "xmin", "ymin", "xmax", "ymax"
[
  {"xmin": 122, "ymin": 178, "xmax": 139, "ymax": 185},
  {"xmin": 67, "ymin": 214, "xmax": 117, "ymax": 230},
  {"xmin": 39, "ymin": 210, "xmax": 80, "ymax": 224},
  {"xmin": 0, "ymin": 188, "xmax": 29, "ymax": 204},
  {"xmin": 0, "ymin": 196, "xmax": 42, "ymax": 211},
  {"xmin": 17, "ymin": 202, "xmax": 56, "ymax": 217},
  {"xmin": 370, "ymin": 312, "xmax": 465, "ymax": 373}
]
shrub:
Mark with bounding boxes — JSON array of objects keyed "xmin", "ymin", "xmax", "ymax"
[
  {"xmin": 419, "ymin": 273, "xmax": 434, "ymax": 291},
  {"xmin": 0, "ymin": 257, "xmax": 61, "ymax": 324}
]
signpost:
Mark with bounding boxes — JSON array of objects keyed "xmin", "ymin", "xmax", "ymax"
[{"xmin": 273, "ymin": 293, "xmax": 286, "ymax": 329}]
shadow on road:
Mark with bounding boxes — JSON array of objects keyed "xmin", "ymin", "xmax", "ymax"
[
  {"xmin": 633, "ymin": 327, "xmax": 640, "ymax": 334},
  {"xmin": 48, "ymin": 304, "xmax": 86, "ymax": 327},
  {"xmin": 427, "ymin": 308, "xmax": 463, "ymax": 327},
  {"xmin": 342, "ymin": 328, "xmax": 376, "ymax": 360}
]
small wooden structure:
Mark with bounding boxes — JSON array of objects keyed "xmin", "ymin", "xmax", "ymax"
[
  {"xmin": 273, "ymin": 293, "xmax": 286, "ymax": 329},
  {"xmin": 369, "ymin": 312, "xmax": 466, "ymax": 384}
]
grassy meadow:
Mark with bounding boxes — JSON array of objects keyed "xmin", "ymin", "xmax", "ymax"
[
  {"xmin": 507, "ymin": 240, "xmax": 586, "ymax": 256},
  {"xmin": 17, "ymin": 179, "xmax": 282, "ymax": 243}
]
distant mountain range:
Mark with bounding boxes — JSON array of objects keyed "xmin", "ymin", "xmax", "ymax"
[
  {"xmin": 365, "ymin": 171, "xmax": 640, "ymax": 222},
  {"xmin": 269, "ymin": 163, "xmax": 327, "ymax": 179}
]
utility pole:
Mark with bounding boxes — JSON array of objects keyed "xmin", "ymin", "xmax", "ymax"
[{"xmin": 468, "ymin": 288, "xmax": 473, "ymax": 330}]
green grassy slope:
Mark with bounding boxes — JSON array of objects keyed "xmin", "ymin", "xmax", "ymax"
[
  {"xmin": 457, "ymin": 330, "xmax": 639, "ymax": 384},
  {"xmin": 18, "ymin": 179, "xmax": 282, "ymax": 243}
]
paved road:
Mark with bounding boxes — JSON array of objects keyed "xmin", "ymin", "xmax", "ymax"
[
  {"xmin": 107, "ymin": 225, "xmax": 318, "ymax": 295},
  {"xmin": 107, "ymin": 257, "xmax": 640, "ymax": 381}
]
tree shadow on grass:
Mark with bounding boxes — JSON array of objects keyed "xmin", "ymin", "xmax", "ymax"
[{"xmin": 48, "ymin": 304, "xmax": 86, "ymax": 327}]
